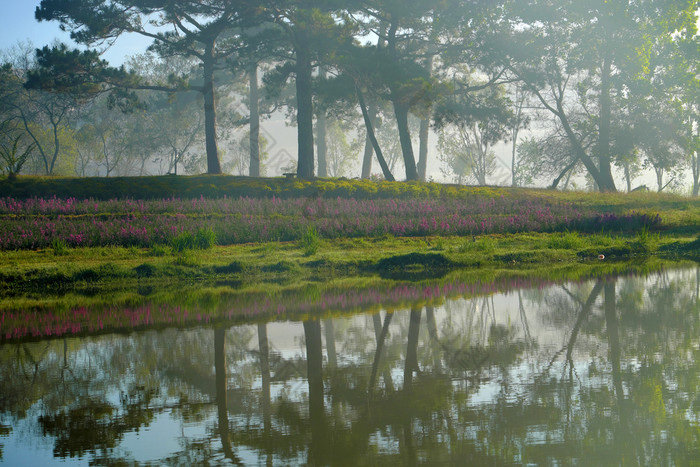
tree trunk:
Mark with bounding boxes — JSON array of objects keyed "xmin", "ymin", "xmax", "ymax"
[
  {"xmin": 295, "ymin": 41, "xmax": 315, "ymax": 180},
  {"xmin": 565, "ymin": 281, "xmax": 604, "ymax": 366},
  {"xmin": 386, "ymin": 18, "xmax": 418, "ymax": 181},
  {"xmin": 530, "ymin": 83, "xmax": 615, "ymax": 192},
  {"xmin": 316, "ymin": 67, "xmax": 328, "ymax": 177},
  {"xmin": 417, "ymin": 117, "xmax": 429, "ymax": 181},
  {"xmin": 691, "ymin": 151, "xmax": 699, "ymax": 196},
  {"xmin": 511, "ymin": 84, "xmax": 525, "ymax": 187},
  {"xmin": 357, "ymin": 87, "xmax": 395, "ymax": 181},
  {"xmin": 394, "ymin": 102, "xmax": 419, "ymax": 181},
  {"xmin": 50, "ymin": 118, "xmax": 60, "ymax": 174},
  {"xmin": 304, "ymin": 320, "xmax": 324, "ymax": 415},
  {"xmin": 655, "ymin": 167, "xmax": 664, "ymax": 192},
  {"xmin": 425, "ymin": 307, "xmax": 441, "ymax": 372},
  {"xmin": 203, "ymin": 42, "xmax": 222, "ymax": 174},
  {"xmin": 550, "ymin": 157, "xmax": 579, "ymax": 189},
  {"xmin": 249, "ymin": 64, "xmax": 260, "ymax": 177},
  {"xmin": 257, "ymin": 324, "xmax": 271, "ymax": 432},
  {"xmin": 604, "ymin": 279, "xmax": 626, "ymax": 420},
  {"xmin": 417, "ymin": 33, "xmax": 437, "ymax": 182},
  {"xmin": 20, "ymin": 114, "xmax": 50, "ymax": 175},
  {"xmin": 361, "ymin": 100, "xmax": 378, "ymax": 179},
  {"xmin": 316, "ymin": 110, "xmax": 327, "ymax": 178},
  {"xmin": 597, "ymin": 52, "xmax": 616, "ymax": 192},
  {"xmin": 556, "ymin": 98, "xmax": 613, "ymax": 191},
  {"xmin": 361, "ymin": 132, "xmax": 373, "ymax": 179},
  {"xmin": 511, "ymin": 130, "xmax": 519, "ymax": 187}
]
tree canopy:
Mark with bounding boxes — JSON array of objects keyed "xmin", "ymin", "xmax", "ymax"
[{"xmin": 0, "ymin": 0, "xmax": 696, "ymax": 191}]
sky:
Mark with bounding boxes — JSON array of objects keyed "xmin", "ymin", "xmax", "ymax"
[{"xmin": 0, "ymin": 0, "xmax": 149, "ymax": 65}]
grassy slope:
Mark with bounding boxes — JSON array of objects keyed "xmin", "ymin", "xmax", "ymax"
[
  {"xmin": 2, "ymin": 174, "xmax": 699, "ymax": 225},
  {"xmin": 1, "ymin": 175, "xmax": 699, "ymax": 312}
]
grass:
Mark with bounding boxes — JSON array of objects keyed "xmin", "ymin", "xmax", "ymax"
[
  {"xmin": 1, "ymin": 175, "xmax": 699, "ymax": 315},
  {"xmin": 171, "ymin": 227, "xmax": 217, "ymax": 252},
  {"xmin": 300, "ymin": 225, "xmax": 320, "ymax": 256},
  {"xmin": 458, "ymin": 236, "xmax": 497, "ymax": 253},
  {"xmin": 0, "ymin": 251, "xmax": 687, "ymax": 342},
  {"xmin": 51, "ymin": 238, "xmax": 69, "ymax": 256},
  {"xmin": 2, "ymin": 174, "xmax": 700, "ymax": 229},
  {"xmin": 1, "ymin": 231, "xmax": 697, "ymax": 298},
  {"xmin": 547, "ymin": 231, "xmax": 586, "ymax": 250}
]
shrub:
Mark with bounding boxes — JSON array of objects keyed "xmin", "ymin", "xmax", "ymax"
[
  {"xmin": 172, "ymin": 228, "xmax": 215, "ymax": 252},
  {"xmin": 300, "ymin": 225, "xmax": 320, "ymax": 256},
  {"xmin": 134, "ymin": 263, "xmax": 157, "ymax": 278},
  {"xmin": 631, "ymin": 226, "xmax": 659, "ymax": 253},
  {"xmin": 194, "ymin": 227, "xmax": 216, "ymax": 249},
  {"xmin": 51, "ymin": 238, "xmax": 69, "ymax": 256},
  {"xmin": 171, "ymin": 232, "xmax": 194, "ymax": 252},
  {"xmin": 149, "ymin": 244, "xmax": 170, "ymax": 257}
]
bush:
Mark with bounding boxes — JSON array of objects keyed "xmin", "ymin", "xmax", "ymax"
[
  {"xmin": 631, "ymin": 226, "xmax": 659, "ymax": 253},
  {"xmin": 171, "ymin": 232, "xmax": 194, "ymax": 252},
  {"xmin": 149, "ymin": 244, "xmax": 170, "ymax": 257},
  {"xmin": 194, "ymin": 227, "xmax": 216, "ymax": 249},
  {"xmin": 51, "ymin": 238, "xmax": 69, "ymax": 256},
  {"xmin": 300, "ymin": 225, "xmax": 320, "ymax": 256},
  {"xmin": 171, "ymin": 227, "xmax": 216, "ymax": 252}
]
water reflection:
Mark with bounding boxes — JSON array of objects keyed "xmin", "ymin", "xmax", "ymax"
[{"xmin": 1, "ymin": 268, "xmax": 700, "ymax": 465}]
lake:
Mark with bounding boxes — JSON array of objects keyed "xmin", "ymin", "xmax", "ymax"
[{"xmin": 1, "ymin": 267, "xmax": 699, "ymax": 465}]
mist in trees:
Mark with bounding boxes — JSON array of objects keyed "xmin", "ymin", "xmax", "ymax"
[{"xmin": 0, "ymin": 0, "xmax": 697, "ymax": 193}]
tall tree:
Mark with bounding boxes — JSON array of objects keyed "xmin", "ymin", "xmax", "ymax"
[
  {"xmin": 356, "ymin": 0, "xmax": 508, "ymax": 181},
  {"xmin": 436, "ymin": 83, "xmax": 514, "ymax": 185},
  {"xmin": 263, "ymin": 2, "xmax": 355, "ymax": 179},
  {"xmin": 668, "ymin": 21, "xmax": 700, "ymax": 195},
  {"xmin": 359, "ymin": 0, "xmax": 436, "ymax": 180},
  {"xmin": 504, "ymin": 0, "xmax": 699, "ymax": 192},
  {"xmin": 1, "ymin": 45, "xmax": 80, "ymax": 176},
  {"xmin": 34, "ymin": 0, "xmax": 263, "ymax": 175}
]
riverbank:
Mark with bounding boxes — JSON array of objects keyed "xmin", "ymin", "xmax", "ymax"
[
  {"xmin": 1, "ymin": 176, "xmax": 699, "ymax": 313},
  {"xmin": 2, "ymin": 231, "xmax": 698, "ymax": 312}
]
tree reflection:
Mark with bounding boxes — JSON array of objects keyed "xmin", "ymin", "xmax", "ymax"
[
  {"xmin": 369, "ymin": 311, "xmax": 394, "ymax": 399},
  {"xmin": 38, "ymin": 386, "xmax": 157, "ymax": 459},
  {"xmin": 303, "ymin": 319, "xmax": 327, "ymax": 466},
  {"xmin": 3, "ymin": 268, "xmax": 700, "ymax": 465},
  {"xmin": 214, "ymin": 328, "xmax": 241, "ymax": 464}
]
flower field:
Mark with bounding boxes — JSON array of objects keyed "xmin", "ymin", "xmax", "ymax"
[{"xmin": 0, "ymin": 195, "xmax": 661, "ymax": 250}]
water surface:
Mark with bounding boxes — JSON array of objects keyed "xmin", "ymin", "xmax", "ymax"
[{"xmin": 1, "ymin": 268, "xmax": 699, "ymax": 465}]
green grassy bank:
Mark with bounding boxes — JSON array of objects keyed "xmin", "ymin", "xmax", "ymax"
[
  {"xmin": 2, "ymin": 229, "xmax": 699, "ymax": 311},
  {"xmin": 3, "ymin": 174, "xmax": 700, "ymax": 228},
  {"xmin": 1, "ymin": 175, "xmax": 699, "ymax": 312}
]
